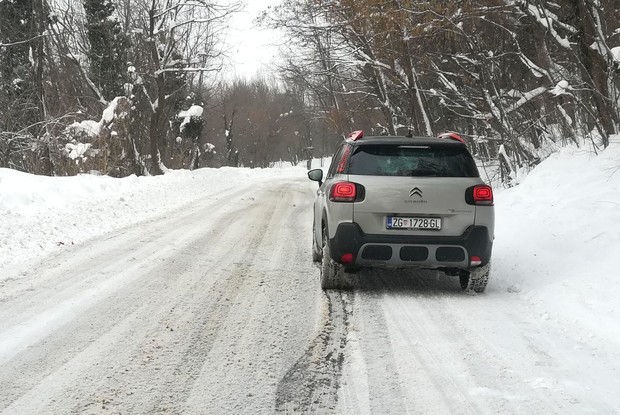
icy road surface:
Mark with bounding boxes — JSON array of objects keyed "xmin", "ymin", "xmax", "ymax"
[{"xmin": 0, "ymin": 178, "xmax": 618, "ymax": 414}]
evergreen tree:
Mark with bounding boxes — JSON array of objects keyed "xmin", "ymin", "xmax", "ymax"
[
  {"xmin": 0, "ymin": 0, "xmax": 38, "ymax": 131},
  {"xmin": 83, "ymin": 0, "xmax": 128, "ymax": 100},
  {"xmin": 0, "ymin": 0, "xmax": 51, "ymax": 173}
]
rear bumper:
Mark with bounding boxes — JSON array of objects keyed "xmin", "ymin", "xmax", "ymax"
[{"xmin": 328, "ymin": 223, "xmax": 493, "ymax": 270}]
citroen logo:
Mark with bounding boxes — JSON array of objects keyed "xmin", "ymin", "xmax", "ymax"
[{"xmin": 409, "ymin": 187, "xmax": 423, "ymax": 198}]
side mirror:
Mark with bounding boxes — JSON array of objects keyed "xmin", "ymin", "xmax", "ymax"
[{"xmin": 307, "ymin": 168, "xmax": 323, "ymax": 186}]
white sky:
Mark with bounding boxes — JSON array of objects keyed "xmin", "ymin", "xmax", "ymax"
[{"xmin": 223, "ymin": 0, "xmax": 283, "ymax": 80}]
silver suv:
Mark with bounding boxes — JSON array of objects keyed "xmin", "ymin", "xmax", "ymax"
[{"xmin": 308, "ymin": 131, "xmax": 494, "ymax": 292}]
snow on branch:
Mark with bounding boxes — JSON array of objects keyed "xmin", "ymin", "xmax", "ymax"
[
  {"xmin": 517, "ymin": 54, "xmax": 549, "ymax": 79},
  {"xmin": 153, "ymin": 1, "xmax": 234, "ymax": 19},
  {"xmin": 550, "ymin": 80, "xmax": 573, "ymax": 97},
  {"xmin": 164, "ymin": 17, "xmax": 226, "ymax": 32},
  {"xmin": 520, "ymin": 1, "xmax": 574, "ymax": 49},
  {"xmin": 589, "ymin": 6, "xmax": 616, "ymax": 62},
  {"xmin": 504, "ymin": 86, "xmax": 547, "ymax": 114},
  {"xmin": 0, "ymin": 33, "xmax": 48, "ymax": 48},
  {"xmin": 481, "ymin": 86, "xmax": 547, "ymax": 121},
  {"xmin": 154, "ymin": 66, "xmax": 222, "ymax": 75}
]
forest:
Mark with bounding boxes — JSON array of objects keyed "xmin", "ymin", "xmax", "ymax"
[{"xmin": 0, "ymin": 0, "xmax": 618, "ymax": 183}]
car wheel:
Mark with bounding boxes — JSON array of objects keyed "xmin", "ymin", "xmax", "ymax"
[
  {"xmin": 459, "ymin": 262, "xmax": 491, "ymax": 293},
  {"xmin": 459, "ymin": 271, "xmax": 470, "ymax": 290},
  {"xmin": 312, "ymin": 224, "xmax": 322, "ymax": 263},
  {"xmin": 320, "ymin": 241, "xmax": 340, "ymax": 289}
]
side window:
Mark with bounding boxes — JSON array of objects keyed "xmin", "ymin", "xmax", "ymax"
[{"xmin": 326, "ymin": 144, "xmax": 346, "ymax": 179}]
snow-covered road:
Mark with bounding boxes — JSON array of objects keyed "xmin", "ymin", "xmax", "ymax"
[
  {"xmin": 1, "ymin": 169, "xmax": 619, "ymax": 414},
  {"xmin": 340, "ymin": 273, "xmax": 618, "ymax": 414},
  {"xmin": 0, "ymin": 179, "xmax": 321, "ymax": 414}
]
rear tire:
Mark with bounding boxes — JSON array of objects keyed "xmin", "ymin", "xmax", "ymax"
[
  {"xmin": 459, "ymin": 272, "xmax": 470, "ymax": 290},
  {"xmin": 312, "ymin": 231, "xmax": 322, "ymax": 263},
  {"xmin": 320, "ymin": 242, "xmax": 344, "ymax": 289},
  {"xmin": 459, "ymin": 262, "xmax": 491, "ymax": 293}
]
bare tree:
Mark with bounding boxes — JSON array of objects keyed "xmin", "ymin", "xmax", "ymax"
[{"xmin": 123, "ymin": 0, "xmax": 241, "ymax": 174}]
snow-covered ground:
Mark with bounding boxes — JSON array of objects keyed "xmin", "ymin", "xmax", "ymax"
[
  {"xmin": 1, "ymin": 139, "xmax": 620, "ymax": 412},
  {"xmin": 0, "ymin": 164, "xmax": 308, "ymax": 271},
  {"xmin": 494, "ymin": 139, "xmax": 620, "ymax": 336}
]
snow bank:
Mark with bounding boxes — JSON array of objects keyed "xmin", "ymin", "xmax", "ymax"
[
  {"xmin": 493, "ymin": 136, "xmax": 620, "ymax": 351},
  {"xmin": 0, "ymin": 164, "xmax": 308, "ymax": 272}
]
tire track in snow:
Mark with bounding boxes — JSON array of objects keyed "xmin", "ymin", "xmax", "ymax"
[
  {"xmin": 0, "ymin": 184, "xmax": 253, "ymax": 325},
  {"xmin": 178, "ymin": 182, "xmax": 322, "ymax": 414},
  {"xmin": 345, "ymin": 268, "xmax": 605, "ymax": 414},
  {"xmin": 0, "ymin": 182, "xmax": 284, "ymax": 413},
  {"xmin": 275, "ymin": 290, "xmax": 351, "ymax": 414},
  {"xmin": 338, "ymin": 270, "xmax": 423, "ymax": 415},
  {"xmin": 110, "ymin": 194, "xmax": 282, "ymax": 415}
]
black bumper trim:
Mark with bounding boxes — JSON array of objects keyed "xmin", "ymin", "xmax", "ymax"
[{"xmin": 329, "ymin": 223, "xmax": 493, "ymax": 267}]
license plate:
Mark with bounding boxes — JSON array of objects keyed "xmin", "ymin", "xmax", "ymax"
[{"xmin": 387, "ymin": 216, "xmax": 442, "ymax": 230}]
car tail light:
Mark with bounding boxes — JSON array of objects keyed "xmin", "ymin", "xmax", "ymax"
[
  {"xmin": 330, "ymin": 181, "xmax": 357, "ymax": 202},
  {"xmin": 470, "ymin": 256, "xmax": 482, "ymax": 266},
  {"xmin": 336, "ymin": 145, "xmax": 352, "ymax": 173},
  {"xmin": 473, "ymin": 185, "xmax": 493, "ymax": 205},
  {"xmin": 466, "ymin": 185, "xmax": 494, "ymax": 206},
  {"xmin": 341, "ymin": 253, "xmax": 354, "ymax": 264}
]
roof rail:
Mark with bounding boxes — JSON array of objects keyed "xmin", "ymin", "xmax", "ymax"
[
  {"xmin": 346, "ymin": 130, "xmax": 364, "ymax": 141},
  {"xmin": 437, "ymin": 132, "xmax": 465, "ymax": 143}
]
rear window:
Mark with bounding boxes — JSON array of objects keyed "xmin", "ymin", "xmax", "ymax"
[{"xmin": 347, "ymin": 145, "xmax": 479, "ymax": 177}]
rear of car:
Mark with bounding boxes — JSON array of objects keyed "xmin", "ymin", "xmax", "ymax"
[{"xmin": 309, "ymin": 132, "xmax": 494, "ymax": 292}]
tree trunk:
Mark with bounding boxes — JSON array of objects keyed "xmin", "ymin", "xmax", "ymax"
[
  {"xmin": 149, "ymin": 103, "xmax": 165, "ymax": 175},
  {"xmin": 147, "ymin": 3, "xmax": 165, "ymax": 175},
  {"xmin": 224, "ymin": 109, "xmax": 237, "ymax": 167},
  {"xmin": 33, "ymin": 0, "xmax": 53, "ymax": 175},
  {"xmin": 574, "ymin": 0, "xmax": 618, "ymax": 145}
]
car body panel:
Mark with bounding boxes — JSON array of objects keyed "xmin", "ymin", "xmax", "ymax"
[{"xmin": 349, "ymin": 175, "xmax": 481, "ymax": 237}]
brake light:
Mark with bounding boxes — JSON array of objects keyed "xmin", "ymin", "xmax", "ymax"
[
  {"xmin": 470, "ymin": 256, "xmax": 482, "ymax": 266},
  {"xmin": 330, "ymin": 181, "xmax": 357, "ymax": 202},
  {"xmin": 438, "ymin": 132, "xmax": 465, "ymax": 143},
  {"xmin": 347, "ymin": 130, "xmax": 364, "ymax": 141},
  {"xmin": 465, "ymin": 185, "xmax": 494, "ymax": 205},
  {"xmin": 336, "ymin": 145, "xmax": 352, "ymax": 173},
  {"xmin": 473, "ymin": 185, "xmax": 493, "ymax": 205}
]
